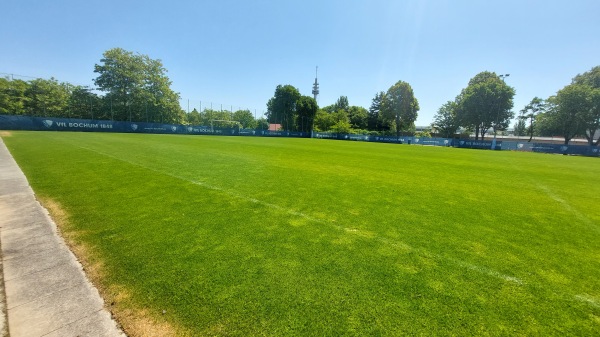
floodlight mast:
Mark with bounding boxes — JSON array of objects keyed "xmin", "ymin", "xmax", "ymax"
[{"xmin": 312, "ymin": 66, "xmax": 319, "ymax": 102}]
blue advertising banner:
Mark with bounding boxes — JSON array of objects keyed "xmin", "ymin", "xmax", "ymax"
[
  {"xmin": 0, "ymin": 115, "xmax": 238, "ymax": 135},
  {"xmin": 1, "ymin": 115, "xmax": 597, "ymax": 156},
  {"xmin": 456, "ymin": 139, "xmax": 502, "ymax": 150}
]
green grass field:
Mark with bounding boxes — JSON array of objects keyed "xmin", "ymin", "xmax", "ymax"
[{"xmin": 3, "ymin": 131, "xmax": 600, "ymax": 336}]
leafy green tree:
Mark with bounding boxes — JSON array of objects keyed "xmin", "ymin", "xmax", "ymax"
[
  {"xmin": 321, "ymin": 104, "xmax": 336, "ymax": 114},
  {"xmin": 347, "ymin": 106, "xmax": 368, "ymax": 129},
  {"xmin": 0, "ymin": 78, "xmax": 29, "ymax": 115},
  {"xmin": 24, "ymin": 78, "xmax": 70, "ymax": 117},
  {"xmin": 94, "ymin": 48, "xmax": 145, "ymax": 121},
  {"xmin": 513, "ymin": 119, "xmax": 527, "ymax": 137},
  {"xmin": 368, "ymin": 91, "xmax": 386, "ymax": 131},
  {"xmin": 332, "ymin": 109, "xmax": 350, "ymax": 124},
  {"xmin": 519, "ymin": 97, "xmax": 545, "ymax": 142},
  {"xmin": 330, "ymin": 119, "xmax": 352, "ymax": 134},
  {"xmin": 583, "ymin": 88, "xmax": 600, "ymax": 145},
  {"xmin": 233, "ymin": 109, "xmax": 256, "ymax": 129},
  {"xmin": 415, "ymin": 129, "xmax": 432, "ymax": 138},
  {"xmin": 186, "ymin": 108, "xmax": 202, "ymax": 125},
  {"xmin": 201, "ymin": 108, "xmax": 233, "ymax": 127},
  {"xmin": 432, "ymin": 100, "xmax": 460, "ymax": 138},
  {"xmin": 547, "ymin": 84, "xmax": 590, "ymax": 145},
  {"xmin": 572, "ymin": 66, "xmax": 600, "ymax": 88},
  {"xmin": 572, "ymin": 66, "xmax": 600, "ymax": 146},
  {"xmin": 94, "ymin": 48, "xmax": 184, "ymax": 123},
  {"xmin": 328, "ymin": 110, "xmax": 351, "ymax": 133},
  {"xmin": 313, "ymin": 109, "xmax": 335, "ymax": 131},
  {"xmin": 295, "ymin": 96, "xmax": 318, "ymax": 132},
  {"xmin": 67, "ymin": 86, "xmax": 103, "ymax": 119},
  {"xmin": 266, "ymin": 84, "xmax": 301, "ymax": 131},
  {"xmin": 333, "ymin": 96, "xmax": 349, "ymax": 112},
  {"xmin": 381, "ymin": 81, "xmax": 419, "ymax": 137},
  {"xmin": 255, "ymin": 117, "xmax": 269, "ymax": 130},
  {"xmin": 456, "ymin": 71, "xmax": 515, "ymax": 139},
  {"xmin": 534, "ymin": 108, "xmax": 560, "ymax": 137}
]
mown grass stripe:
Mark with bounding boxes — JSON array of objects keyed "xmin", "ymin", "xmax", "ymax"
[
  {"xmin": 77, "ymin": 143, "xmax": 527, "ymax": 286},
  {"xmin": 3, "ymin": 132, "xmax": 599, "ymax": 336}
]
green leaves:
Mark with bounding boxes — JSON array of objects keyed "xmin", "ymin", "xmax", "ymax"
[
  {"xmin": 93, "ymin": 48, "xmax": 184, "ymax": 123},
  {"xmin": 0, "ymin": 78, "xmax": 29, "ymax": 115},
  {"xmin": 266, "ymin": 84, "xmax": 301, "ymax": 130},
  {"xmin": 24, "ymin": 78, "xmax": 70, "ymax": 117},
  {"xmin": 521, "ymin": 66, "xmax": 599, "ymax": 145},
  {"xmin": 381, "ymin": 81, "xmax": 420, "ymax": 136},
  {"xmin": 232, "ymin": 109, "xmax": 257, "ymax": 129},
  {"xmin": 455, "ymin": 71, "xmax": 515, "ymax": 139},
  {"xmin": 519, "ymin": 97, "xmax": 545, "ymax": 141},
  {"xmin": 266, "ymin": 86, "xmax": 318, "ymax": 132},
  {"xmin": 433, "ymin": 100, "xmax": 459, "ymax": 138},
  {"xmin": 296, "ymin": 96, "xmax": 318, "ymax": 132},
  {"xmin": 547, "ymin": 84, "xmax": 593, "ymax": 144}
]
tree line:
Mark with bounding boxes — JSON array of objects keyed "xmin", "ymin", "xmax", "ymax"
[
  {"xmin": 266, "ymin": 80, "xmax": 420, "ymax": 136},
  {"xmin": 512, "ymin": 66, "xmax": 600, "ymax": 145},
  {"xmin": 1, "ymin": 48, "xmax": 187, "ymax": 124},
  {"xmin": 433, "ymin": 67, "xmax": 600, "ymax": 145},
  {"xmin": 1, "ymin": 47, "xmax": 597, "ymax": 144}
]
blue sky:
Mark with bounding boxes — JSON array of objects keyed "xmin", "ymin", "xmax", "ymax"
[{"xmin": 1, "ymin": 0, "xmax": 599, "ymax": 125}]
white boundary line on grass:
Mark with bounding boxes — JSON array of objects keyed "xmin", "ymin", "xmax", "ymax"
[
  {"xmin": 535, "ymin": 184, "xmax": 599, "ymax": 233},
  {"xmin": 77, "ymin": 144, "xmax": 525, "ymax": 286},
  {"xmin": 574, "ymin": 294, "xmax": 600, "ymax": 308},
  {"xmin": 449, "ymin": 259, "xmax": 523, "ymax": 285}
]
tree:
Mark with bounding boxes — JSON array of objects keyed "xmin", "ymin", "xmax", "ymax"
[
  {"xmin": 313, "ymin": 109, "xmax": 335, "ymax": 131},
  {"xmin": 381, "ymin": 81, "xmax": 419, "ymax": 137},
  {"xmin": 534, "ymin": 108, "xmax": 560, "ymax": 137},
  {"xmin": 266, "ymin": 84, "xmax": 301, "ymax": 131},
  {"xmin": 547, "ymin": 84, "xmax": 590, "ymax": 145},
  {"xmin": 186, "ymin": 108, "xmax": 202, "ymax": 125},
  {"xmin": 347, "ymin": 106, "xmax": 368, "ymax": 130},
  {"xmin": 582, "ymin": 88, "xmax": 600, "ymax": 145},
  {"xmin": 67, "ymin": 86, "xmax": 103, "ymax": 119},
  {"xmin": 456, "ymin": 71, "xmax": 515, "ymax": 139},
  {"xmin": 333, "ymin": 96, "xmax": 349, "ymax": 112},
  {"xmin": 329, "ymin": 110, "xmax": 352, "ymax": 133},
  {"xmin": 330, "ymin": 119, "xmax": 352, "ymax": 134},
  {"xmin": 295, "ymin": 96, "xmax": 318, "ymax": 132},
  {"xmin": 513, "ymin": 119, "xmax": 527, "ymax": 137},
  {"xmin": 368, "ymin": 91, "xmax": 386, "ymax": 131},
  {"xmin": 0, "ymin": 77, "xmax": 29, "ymax": 115},
  {"xmin": 519, "ymin": 97, "xmax": 545, "ymax": 142},
  {"xmin": 233, "ymin": 109, "xmax": 256, "ymax": 129},
  {"xmin": 255, "ymin": 117, "xmax": 269, "ymax": 130},
  {"xmin": 24, "ymin": 78, "xmax": 70, "ymax": 117},
  {"xmin": 572, "ymin": 66, "xmax": 600, "ymax": 146},
  {"xmin": 432, "ymin": 100, "xmax": 460, "ymax": 138},
  {"xmin": 201, "ymin": 108, "xmax": 233, "ymax": 127},
  {"xmin": 572, "ymin": 65, "xmax": 600, "ymax": 88},
  {"xmin": 94, "ymin": 47, "xmax": 184, "ymax": 123}
]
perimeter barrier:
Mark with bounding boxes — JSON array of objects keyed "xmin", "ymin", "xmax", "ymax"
[{"xmin": 1, "ymin": 115, "xmax": 598, "ymax": 157}]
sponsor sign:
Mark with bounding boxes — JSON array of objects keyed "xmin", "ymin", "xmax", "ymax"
[{"xmin": 456, "ymin": 140, "xmax": 501, "ymax": 150}]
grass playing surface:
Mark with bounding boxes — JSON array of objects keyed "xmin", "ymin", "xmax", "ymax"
[{"xmin": 3, "ymin": 131, "xmax": 600, "ymax": 336}]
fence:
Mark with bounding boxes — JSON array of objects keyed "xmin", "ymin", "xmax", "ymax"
[
  {"xmin": 0, "ymin": 114, "xmax": 307, "ymax": 137},
  {"xmin": 1, "ymin": 115, "xmax": 598, "ymax": 157}
]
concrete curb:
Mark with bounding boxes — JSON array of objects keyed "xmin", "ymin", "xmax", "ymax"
[{"xmin": 0, "ymin": 137, "xmax": 126, "ymax": 337}]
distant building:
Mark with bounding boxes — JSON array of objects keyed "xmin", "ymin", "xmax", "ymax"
[{"xmin": 268, "ymin": 124, "xmax": 281, "ymax": 131}]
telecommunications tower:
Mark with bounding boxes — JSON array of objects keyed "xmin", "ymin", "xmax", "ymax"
[{"xmin": 312, "ymin": 66, "xmax": 319, "ymax": 102}]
